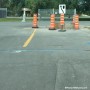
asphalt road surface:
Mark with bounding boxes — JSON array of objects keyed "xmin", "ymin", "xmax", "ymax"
[{"xmin": 0, "ymin": 21, "xmax": 90, "ymax": 90}]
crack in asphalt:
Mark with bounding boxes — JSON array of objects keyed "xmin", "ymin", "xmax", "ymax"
[{"xmin": 0, "ymin": 49, "xmax": 90, "ymax": 53}]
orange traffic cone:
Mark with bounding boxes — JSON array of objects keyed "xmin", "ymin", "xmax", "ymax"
[
  {"xmin": 32, "ymin": 14, "xmax": 38, "ymax": 28},
  {"xmin": 74, "ymin": 15, "xmax": 79, "ymax": 30},
  {"xmin": 60, "ymin": 14, "xmax": 65, "ymax": 26},
  {"xmin": 74, "ymin": 22, "xmax": 79, "ymax": 30},
  {"xmin": 59, "ymin": 14, "xmax": 66, "ymax": 32},
  {"xmin": 49, "ymin": 14, "xmax": 56, "ymax": 30}
]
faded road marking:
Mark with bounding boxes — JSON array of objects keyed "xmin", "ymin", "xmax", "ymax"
[{"xmin": 23, "ymin": 29, "xmax": 36, "ymax": 48}]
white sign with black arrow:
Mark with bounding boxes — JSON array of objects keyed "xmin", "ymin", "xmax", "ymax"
[{"xmin": 59, "ymin": 4, "xmax": 66, "ymax": 14}]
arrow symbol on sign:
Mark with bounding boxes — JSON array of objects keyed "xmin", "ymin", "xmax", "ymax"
[{"xmin": 60, "ymin": 6, "xmax": 64, "ymax": 14}]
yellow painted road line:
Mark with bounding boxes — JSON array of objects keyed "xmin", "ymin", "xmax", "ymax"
[{"xmin": 23, "ymin": 29, "xmax": 36, "ymax": 48}]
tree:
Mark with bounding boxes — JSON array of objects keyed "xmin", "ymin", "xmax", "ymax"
[
  {"xmin": 0, "ymin": 0, "xmax": 10, "ymax": 8},
  {"xmin": 78, "ymin": 0, "xmax": 90, "ymax": 14},
  {"xmin": 9, "ymin": 0, "xmax": 25, "ymax": 16},
  {"xmin": 0, "ymin": 0, "xmax": 89, "ymax": 16}
]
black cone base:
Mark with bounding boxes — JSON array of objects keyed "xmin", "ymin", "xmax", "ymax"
[
  {"xmin": 49, "ymin": 28, "xmax": 56, "ymax": 30},
  {"xmin": 32, "ymin": 26, "xmax": 39, "ymax": 28},
  {"xmin": 58, "ymin": 30, "xmax": 66, "ymax": 32}
]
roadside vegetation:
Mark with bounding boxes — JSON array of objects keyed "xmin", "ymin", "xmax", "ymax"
[
  {"xmin": 0, "ymin": 18, "xmax": 21, "ymax": 22},
  {"xmin": 0, "ymin": 0, "xmax": 90, "ymax": 16},
  {"xmin": 0, "ymin": 18, "xmax": 32, "ymax": 22}
]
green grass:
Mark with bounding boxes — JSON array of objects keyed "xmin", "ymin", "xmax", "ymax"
[
  {"xmin": 0, "ymin": 16, "xmax": 90, "ymax": 22},
  {"xmin": 0, "ymin": 18, "xmax": 32, "ymax": 22},
  {"xmin": 79, "ymin": 18, "xmax": 90, "ymax": 21},
  {"xmin": 0, "ymin": 18, "xmax": 21, "ymax": 22},
  {"xmin": 79, "ymin": 16, "xmax": 90, "ymax": 21}
]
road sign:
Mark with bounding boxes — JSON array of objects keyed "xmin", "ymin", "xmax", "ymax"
[{"xmin": 59, "ymin": 4, "xmax": 66, "ymax": 14}]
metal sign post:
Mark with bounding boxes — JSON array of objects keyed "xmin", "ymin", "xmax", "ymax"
[
  {"xmin": 74, "ymin": 9, "xmax": 76, "ymax": 15},
  {"xmin": 53, "ymin": 8, "xmax": 54, "ymax": 14}
]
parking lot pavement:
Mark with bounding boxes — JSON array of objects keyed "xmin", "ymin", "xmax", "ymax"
[{"xmin": 0, "ymin": 21, "xmax": 90, "ymax": 90}]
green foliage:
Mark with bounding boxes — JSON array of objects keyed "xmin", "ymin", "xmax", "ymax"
[{"xmin": 0, "ymin": 0, "xmax": 90, "ymax": 16}]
